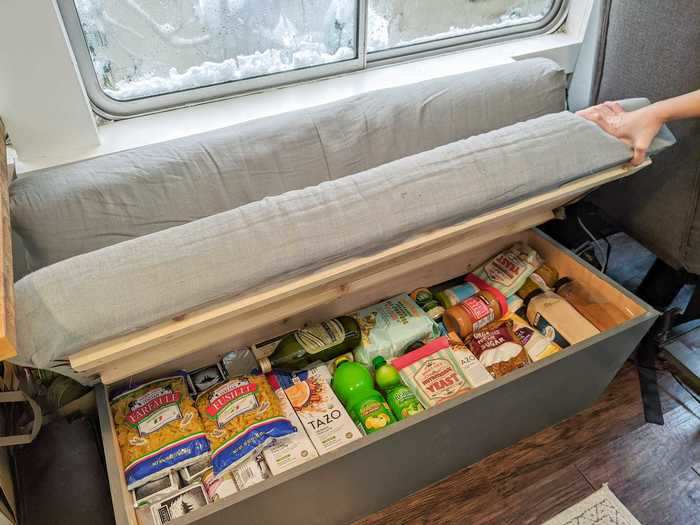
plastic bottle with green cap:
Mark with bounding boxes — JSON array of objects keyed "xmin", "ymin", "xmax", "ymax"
[
  {"xmin": 331, "ymin": 356, "xmax": 395, "ymax": 434},
  {"xmin": 372, "ymin": 356, "xmax": 424, "ymax": 420}
]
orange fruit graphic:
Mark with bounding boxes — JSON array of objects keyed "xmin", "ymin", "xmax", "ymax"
[{"xmin": 286, "ymin": 382, "xmax": 311, "ymax": 410}]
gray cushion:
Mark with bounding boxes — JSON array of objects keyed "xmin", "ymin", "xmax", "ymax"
[
  {"xmin": 10, "ymin": 58, "xmax": 566, "ymax": 273},
  {"xmin": 15, "ymin": 111, "xmax": 664, "ymax": 381}
]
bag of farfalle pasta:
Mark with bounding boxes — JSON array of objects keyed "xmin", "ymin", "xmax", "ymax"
[
  {"xmin": 196, "ymin": 375, "xmax": 296, "ymax": 476},
  {"xmin": 111, "ymin": 376, "xmax": 210, "ymax": 489}
]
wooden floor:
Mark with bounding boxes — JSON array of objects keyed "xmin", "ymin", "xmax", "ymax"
[{"xmin": 354, "ymin": 361, "xmax": 700, "ymax": 525}]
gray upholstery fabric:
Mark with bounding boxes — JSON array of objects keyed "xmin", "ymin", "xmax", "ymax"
[
  {"xmin": 15, "ymin": 111, "xmax": 661, "ymax": 380},
  {"xmin": 586, "ymin": 0, "xmax": 700, "ymax": 272},
  {"xmin": 11, "ymin": 58, "xmax": 566, "ymax": 273}
]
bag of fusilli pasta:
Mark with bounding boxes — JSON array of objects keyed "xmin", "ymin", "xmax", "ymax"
[
  {"xmin": 111, "ymin": 376, "xmax": 210, "ymax": 489},
  {"xmin": 196, "ymin": 375, "xmax": 296, "ymax": 476}
]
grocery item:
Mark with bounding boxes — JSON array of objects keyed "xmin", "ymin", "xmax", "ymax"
[
  {"xmin": 332, "ymin": 357, "xmax": 396, "ymax": 434},
  {"xmin": 178, "ymin": 456, "xmax": 210, "ymax": 485},
  {"xmin": 258, "ymin": 316, "xmax": 361, "ymax": 373},
  {"xmin": 442, "ymin": 277, "xmax": 507, "ymax": 339},
  {"xmin": 372, "ymin": 356, "xmax": 425, "ymax": 420},
  {"xmin": 263, "ymin": 373, "xmax": 319, "ymax": 475},
  {"xmin": 555, "ymin": 277, "xmax": 629, "ymax": 331},
  {"xmin": 468, "ymin": 243, "xmax": 543, "ymax": 297},
  {"xmin": 201, "ymin": 469, "xmax": 238, "ymax": 501},
  {"xmin": 516, "ymin": 264, "xmax": 559, "ymax": 299},
  {"xmin": 391, "ymin": 336, "xmax": 468, "ymax": 408},
  {"xmin": 187, "ymin": 363, "xmax": 227, "ymax": 395},
  {"xmin": 509, "ymin": 314, "xmax": 561, "ymax": 362},
  {"xmin": 526, "ymin": 291, "xmax": 600, "ymax": 347},
  {"xmin": 139, "ymin": 484, "xmax": 208, "ymax": 525},
  {"xmin": 231, "ymin": 453, "xmax": 272, "ymax": 490},
  {"xmin": 273, "ymin": 365, "xmax": 362, "ymax": 454},
  {"xmin": 111, "ymin": 376, "xmax": 210, "ymax": 490},
  {"xmin": 446, "ymin": 333, "xmax": 494, "ymax": 388},
  {"xmin": 195, "ymin": 375, "xmax": 295, "ymax": 476},
  {"xmin": 327, "ymin": 351, "xmax": 354, "ymax": 374},
  {"xmin": 466, "ymin": 321, "xmax": 530, "ymax": 378},
  {"xmin": 222, "ymin": 347, "xmax": 259, "ymax": 377},
  {"xmin": 434, "ymin": 282, "xmax": 480, "ymax": 309},
  {"xmin": 409, "ymin": 288, "xmax": 434, "ymax": 307},
  {"xmin": 353, "ymin": 294, "xmax": 440, "ymax": 366},
  {"xmin": 132, "ymin": 471, "xmax": 180, "ymax": 508}
]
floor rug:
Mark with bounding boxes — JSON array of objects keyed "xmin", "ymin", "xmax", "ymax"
[{"xmin": 543, "ymin": 484, "xmax": 642, "ymax": 525}]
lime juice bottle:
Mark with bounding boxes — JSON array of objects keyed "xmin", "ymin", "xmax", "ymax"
[
  {"xmin": 331, "ymin": 357, "xmax": 395, "ymax": 434},
  {"xmin": 373, "ymin": 356, "xmax": 424, "ymax": 420}
]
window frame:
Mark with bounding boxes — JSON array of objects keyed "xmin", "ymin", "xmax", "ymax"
[{"xmin": 58, "ymin": 0, "xmax": 567, "ymax": 120}]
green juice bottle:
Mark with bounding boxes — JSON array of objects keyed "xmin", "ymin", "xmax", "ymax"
[
  {"xmin": 331, "ymin": 357, "xmax": 395, "ymax": 434},
  {"xmin": 258, "ymin": 316, "xmax": 361, "ymax": 372},
  {"xmin": 372, "ymin": 356, "xmax": 424, "ymax": 420}
]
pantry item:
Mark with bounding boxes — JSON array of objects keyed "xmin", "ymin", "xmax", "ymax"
[
  {"xmin": 327, "ymin": 351, "xmax": 354, "ymax": 374},
  {"xmin": 258, "ymin": 316, "xmax": 361, "ymax": 373},
  {"xmin": 231, "ymin": 453, "xmax": 271, "ymax": 490},
  {"xmin": 466, "ymin": 321, "xmax": 530, "ymax": 378},
  {"xmin": 434, "ymin": 282, "xmax": 480, "ymax": 309},
  {"xmin": 555, "ymin": 277, "xmax": 629, "ymax": 331},
  {"xmin": 186, "ymin": 363, "xmax": 227, "ymax": 395},
  {"xmin": 111, "ymin": 376, "xmax": 210, "ymax": 490},
  {"xmin": 446, "ymin": 333, "xmax": 494, "ymax": 388},
  {"xmin": 132, "ymin": 471, "xmax": 180, "ymax": 508},
  {"xmin": 178, "ymin": 457, "xmax": 210, "ymax": 485},
  {"xmin": 273, "ymin": 365, "xmax": 362, "ymax": 454},
  {"xmin": 468, "ymin": 243, "xmax": 543, "ymax": 297},
  {"xmin": 263, "ymin": 373, "xmax": 319, "ymax": 475},
  {"xmin": 391, "ymin": 336, "xmax": 468, "ymax": 408},
  {"xmin": 143, "ymin": 484, "xmax": 208, "ymax": 525},
  {"xmin": 516, "ymin": 263, "xmax": 559, "ymax": 299},
  {"xmin": 442, "ymin": 279, "xmax": 508, "ymax": 339},
  {"xmin": 201, "ymin": 469, "xmax": 238, "ymax": 501},
  {"xmin": 195, "ymin": 375, "xmax": 295, "ymax": 476},
  {"xmin": 409, "ymin": 288, "xmax": 434, "ymax": 307},
  {"xmin": 372, "ymin": 356, "xmax": 424, "ymax": 420},
  {"xmin": 222, "ymin": 347, "xmax": 259, "ymax": 377},
  {"xmin": 526, "ymin": 291, "xmax": 600, "ymax": 347},
  {"xmin": 332, "ymin": 357, "xmax": 395, "ymax": 434},
  {"xmin": 354, "ymin": 294, "xmax": 441, "ymax": 366},
  {"xmin": 509, "ymin": 314, "xmax": 561, "ymax": 362}
]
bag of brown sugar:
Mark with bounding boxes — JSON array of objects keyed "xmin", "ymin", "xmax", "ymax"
[{"xmin": 466, "ymin": 321, "xmax": 530, "ymax": 378}]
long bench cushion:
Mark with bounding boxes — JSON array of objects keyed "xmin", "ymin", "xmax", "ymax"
[
  {"xmin": 13, "ymin": 110, "xmax": 676, "ymax": 381},
  {"xmin": 10, "ymin": 58, "xmax": 566, "ymax": 273}
]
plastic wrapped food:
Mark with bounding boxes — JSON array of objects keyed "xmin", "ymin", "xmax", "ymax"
[
  {"xmin": 110, "ymin": 376, "xmax": 210, "ymax": 490},
  {"xmin": 195, "ymin": 375, "xmax": 295, "ymax": 476},
  {"xmin": 466, "ymin": 321, "xmax": 530, "ymax": 378},
  {"xmin": 353, "ymin": 294, "xmax": 440, "ymax": 366},
  {"xmin": 467, "ymin": 243, "xmax": 543, "ymax": 297}
]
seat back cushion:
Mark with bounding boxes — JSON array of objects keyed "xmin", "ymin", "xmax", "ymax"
[{"xmin": 10, "ymin": 58, "xmax": 565, "ymax": 272}]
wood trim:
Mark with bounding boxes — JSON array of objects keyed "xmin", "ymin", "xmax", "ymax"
[
  {"xmin": 0, "ymin": 120, "xmax": 16, "ymax": 362},
  {"xmin": 70, "ymin": 161, "xmax": 650, "ymax": 384}
]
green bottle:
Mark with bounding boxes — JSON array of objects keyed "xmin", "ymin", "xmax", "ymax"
[
  {"xmin": 258, "ymin": 316, "xmax": 361, "ymax": 373},
  {"xmin": 372, "ymin": 356, "xmax": 424, "ymax": 420},
  {"xmin": 331, "ymin": 357, "xmax": 395, "ymax": 434}
]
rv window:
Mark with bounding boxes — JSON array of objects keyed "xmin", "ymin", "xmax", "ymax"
[{"xmin": 58, "ymin": 0, "xmax": 566, "ymax": 118}]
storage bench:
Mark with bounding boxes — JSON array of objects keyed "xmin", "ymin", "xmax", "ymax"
[{"xmin": 93, "ymin": 225, "xmax": 655, "ymax": 525}]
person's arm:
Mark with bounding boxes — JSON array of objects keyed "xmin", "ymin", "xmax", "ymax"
[{"xmin": 576, "ymin": 89, "xmax": 700, "ymax": 165}]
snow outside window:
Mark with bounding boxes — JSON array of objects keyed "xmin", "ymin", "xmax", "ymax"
[{"xmin": 60, "ymin": 0, "xmax": 565, "ymax": 117}]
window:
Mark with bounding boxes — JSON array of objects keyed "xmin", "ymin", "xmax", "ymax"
[{"xmin": 59, "ymin": 0, "xmax": 566, "ymax": 118}]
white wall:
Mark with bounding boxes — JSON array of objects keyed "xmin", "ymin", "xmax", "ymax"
[{"xmin": 0, "ymin": 1, "xmax": 99, "ymax": 160}]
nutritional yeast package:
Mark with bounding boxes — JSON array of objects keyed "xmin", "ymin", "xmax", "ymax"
[
  {"xmin": 110, "ymin": 376, "xmax": 210, "ymax": 490},
  {"xmin": 196, "ymin": 375, "xmax": 296, "ymax": 476}
]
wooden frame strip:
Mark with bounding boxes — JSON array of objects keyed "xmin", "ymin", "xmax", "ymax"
[{"xmin": 0, "ymin": 119, "xmax": 16, "ymax": 362}]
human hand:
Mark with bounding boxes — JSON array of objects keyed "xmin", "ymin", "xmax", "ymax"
[{"xmin": 576, "ymin": 101, "xmax": 664, "ymax": 165}]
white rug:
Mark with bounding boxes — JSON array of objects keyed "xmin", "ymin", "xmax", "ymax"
[{"xmin": 543, "ymin": 484, "xmax": 642, "ymax": 525}]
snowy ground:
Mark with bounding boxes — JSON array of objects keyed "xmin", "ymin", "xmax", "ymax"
[{"xmin": 74, "ymin": 0, "xmax": 553, "ymax": 101}]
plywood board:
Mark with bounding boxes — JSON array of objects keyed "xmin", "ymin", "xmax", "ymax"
[{"xmin": 0, "ymin": 120, "xmax": 15, "ymax": 361}]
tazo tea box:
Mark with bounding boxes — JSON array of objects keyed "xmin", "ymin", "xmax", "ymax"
[
  {"xmin": 274, "ymin": 365, "xmax": 362, "ymax": 455},
  {"xmin": 231, "ymin": 453, "xmax": 271, "ymax": 490},
  {"xmin": 263, "ymin": 374, "xmax": 319, "ymax": 474},
  {"xmin": 201, "ymin": 469, "xmax": 238, "ymax": 502},
  {"xmin": 446, "ymin": 333, "xmax": 493, "ymax": 388},
  {"xmin": 392, "ymin": 336, "xmax": 468, "ymax": 408},
  {"xmin": 132, "ymin": 471, "xmax": 179, "ymax": 508}
]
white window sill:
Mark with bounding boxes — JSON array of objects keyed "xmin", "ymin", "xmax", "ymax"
[{"xmin": 16, "ymin": 29, "xmax": 584, "ymax": 174}]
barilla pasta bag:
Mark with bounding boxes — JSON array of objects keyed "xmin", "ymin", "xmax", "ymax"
[
  {"xmin": 196, "ymin": 375, "xmax": 296, "ymax": 477},
  {"xmin": 110, "ymin": 376, "xmax": 210, "ymax": 490}
]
